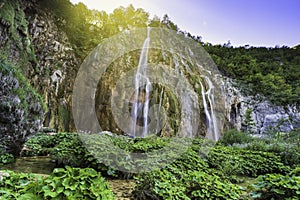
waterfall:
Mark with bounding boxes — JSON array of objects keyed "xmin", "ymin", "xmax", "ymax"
[
  {"xmin": 199, "ymin": 76, "xmax": 220, "ymax": 141},
  {"xmin": 129, "ymin": 28, "xmax": 220, "ymax": 139},
  {"xmin": 131, "ymin": 27, "xmax": 151, "ymax": 137},
  {"xmin": 155, "ymin": 88, "xmax": 164, "ymax": 134},
  {"xmin": 204, "ymin": 76, "xmax": 220, "ymax": 141}
]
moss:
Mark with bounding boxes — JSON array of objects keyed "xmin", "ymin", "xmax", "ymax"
[
  {"xmin": 0, "ymin": 0, "xmax": 37, "ymax": 66},
  {"xmin": 0, "ymin": 1, "xmax": 14, "ymax": 25},
  {"xmin": 165, "ymin": 89, "xmax": 181, "ymax": 134},
  {"xmin": 0, "ymin": 55, "xmax": 47, "ymax": 112}
]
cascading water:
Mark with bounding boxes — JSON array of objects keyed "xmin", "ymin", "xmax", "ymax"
[
  {"xmin": 130, "ymin": 28, "xmax": 220, "ymax": 140},
  {"xmin": 131, "ymin": 27, "xmax": 151, "ymax": 137},
  {"xmin": 171, "ymin": 47, "xmax": 220, "ymax": 140},
  {"xmin": 199, "ymin": 76, "xmax": 220, "ymax": 141}
]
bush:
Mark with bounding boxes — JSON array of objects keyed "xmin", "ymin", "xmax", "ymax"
[
  {"xmin": 250, "ymin": 166, "xmax": 300, "ymax": 200},
  {"xmin": 22, "ymin": 132, "xmax": 55, "ymax": 156},
  {"xmin": 244, "ymin": 139, "xmax": 268, "ymax": 152},
  {"xmin": 132, "ymin": 143, "xmax": 244, "ymax": 200},
  {"xmin": 0, "ymin": 167, "xmax": 115, "ymax": 199},
  {"xmin": 206, "ymin": 146, "xmax": 289, "ymax": 177},
  {"xmin": 0, "ymin": 170, "xmax": 43, "ymax": 199},
  {"xmin": 50, "ymin": 132, "xmax": 89, "ymax": 167},
  {"xmin": 40, "ymin": 167, "xmax": 114, "ymax": 199},
  {"xmin": 29, "ymin": 132, "xmax": 55, "ymax": 148},
  {"xmin": 0, "ymin": 153, "xmax": 14, "ymax": 165},
  {"xmin": 133, "ymin": 167, "xmax": 243, "ymax": 200},
  {"xmin": 186, "ymin": 171, "xmax": 243, "ymax": 200},
  {"xmin": 219, "ymin": 129, "xmax": 253, "ymax": 146},
  {"xmin": 244, "ymin": 138, "xmax": 300, "ymax": 167}
]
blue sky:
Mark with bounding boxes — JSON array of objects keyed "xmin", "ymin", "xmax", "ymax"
[{"xmin": 69, "ymin": 0, "xmax": 300, "ymax": 47}]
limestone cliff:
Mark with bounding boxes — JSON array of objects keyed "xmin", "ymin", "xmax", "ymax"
[
  {"xmin": 0, "ymin": 0, "xmax": 79, "ymax": 133},
  {"xmin": 0, "ymin": 0, "xmax": 298, "ymax": 143},
  {"xmin": 223, "ymin": 78, "xmax": 300, "ymax": 135}
]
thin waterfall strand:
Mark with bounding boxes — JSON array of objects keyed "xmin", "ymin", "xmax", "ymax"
[
  {"xmin": 131, "ymin": 27, "xmax": 151, "ymax": 137},
  {"xmin": 155, "ymin": 88, "xmax": 164, "ymax": 134}
]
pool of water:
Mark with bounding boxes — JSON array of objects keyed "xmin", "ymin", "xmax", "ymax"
[{"xmin": 0, "ymin": 156, "xmax": 55, "ymax": 175}]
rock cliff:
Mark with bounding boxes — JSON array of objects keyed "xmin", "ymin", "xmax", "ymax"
[
  {"xmin": 0, "ymin": 0, "xmax": 298, "ymax": 145},
  {"xmin": 224, "ymin": 78, "xmax": 300, "ymax": 135}
]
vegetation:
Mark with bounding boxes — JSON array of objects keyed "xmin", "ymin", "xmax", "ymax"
[
  {"xmin": 218, "ymin": 129, "xmax": 253, "ymax": 146},
  {"xmin": 0, "ymin": 0, "xmax": 37, "ymax": 65},
  {"xmin": 0, "ymin": 167, "xmax": 114, "ymax": 199},
  {"xmin": 204, "ymin": 44, "xmax": 300, "ymax": 105},
  {"xmin": 207, "ymin": 146, "xmax": 289, "ymax": 177},
  {"xmin": 1, "ymin": 130, "xmax": 299, "ymax": 199},
  {"xmin": 0, "ymin": 152, "xmax": 14, "ymax": 165},
  {"xmin": 220, "ymin": 128, "xmax": 300, "ymax": 167},
  {"xmin": 0, "ymin": 0, "xmax": 299, "ymax": 199},
  {"xmin": 34, "ymin": 0, "xmax": 300, "ymax": 106},
  {"xmin": 250, "ymin": 166, "xmax": 300, "ymax": 200},
  {"xmin": 0, "ymin": 56, "xmax": 46, "ymax": 156},
  {"xmin": 0, "ymin": 55, "xmax": 46, "ymax": 111},
  {"xmin": 132, "ymin": 140, "xmax": 244, "ymax": 200}
]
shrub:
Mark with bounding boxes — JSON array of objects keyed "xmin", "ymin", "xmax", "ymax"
[
  {"xmin": 219, "ymin": 129, "xmax": 253, "ymax": 146},
  {"xmin": 186, "ymin": 171, "xmax": 243, "ymax": 200},
  {"xmin": 206, "ymin": 146, "xmax": 289, "ymax": 177},
  {"xmin": 26, "ymin": 132, "xmax": 55, "ymax": 148},
  {"xmin": 132, "ymin": 144, "xmax": 244, "ymax": 200},
  {"xmin": 0, "ymin": 167, "xmax": 115, "ymax": 200},
  {"xmin": 41, "ymin": 167, "xmax": 114, "ymax": 199},
  {"xmin": 244, "ymin": 139, "xmax": 300, "ymax": 167},
  {"xmin": 0, "ymin": 153, "xmax": 14, "ymax": 165},
  {"xmin": 133, "ymin": 169, "xmax": 243, "ymax": 200},
  {"xmin": 250, "ymin": 166, "xmax": 300, "ymax": 200},
  {"xmin": 50, "ymin": 132, "xmax": 90, "ymax": 167},
  {"xmin": 244, "ymin": 139, "xmax": 268, "ymax": 152},
  {"xmin": 0, "ymin": 170, "xmax": 42, "ymax": 199},
  {"xmin": 21, "ymin": 132, "xmax": 54, "ymax": 156}
]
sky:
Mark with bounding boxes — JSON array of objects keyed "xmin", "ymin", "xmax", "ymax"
[{"xmin": 69, "ymin": 0, "xmax": 300, "ymax": 47}]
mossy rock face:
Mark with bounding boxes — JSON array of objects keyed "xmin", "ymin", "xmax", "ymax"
[
  {"xmin": 0, "ymin": 0, "xmax": 79, "ymax": 132},
  {"xmin": 0, "ymin": 57, "xmax": 45, "ymax": 156}
]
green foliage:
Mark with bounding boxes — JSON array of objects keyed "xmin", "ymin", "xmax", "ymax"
[
  {"xmin": 41, "ymin": 167, "xmax": 114, "ymax": 200},
  {"xmin": 112, "ymin": 135, "xmax": 171, "ymax": 153},
  {"xmin": 133, "ymin": 169, "xmax": 190, "ymax": 200},
  {"xmin": 0, "ymin": 153, "xmax": 14, "ymax": 165},
  {"xmin": 205, "ymin": 44, "xmax": 300, "ymax": 105},
  {"xmin": 186, "ymin": 171, "xmax": 243, "ymax": 200},
  {"xmin": 22, "ymin": 133, "xmax": 55, "ymax": 156},
  {"xmin": 207, "ymin": 146, "xmax": 289, "ymax": 177},
  {"xmin": 0, "ymin": 0, "xmax": 37, "ymax": 64},
  {"xmin": 243, "ymin": 108, "xmax": 256, "ymax": 134},
  {"xmin": 38, "ymin": 0, "xmax": 150, "ymax": 60},
  {"xmin": 132, "ymin": 144, "xmax": 243, "ymax": 200},
  {"xmin": 0, "ymin": 170, "xmax": 42, "ymax": 199},
  {"xmin": 0, "ymin": 167, "xmax": 114, "ymax": 200},
  {"xmin": 0, "ymin": 55, "xmax": 46, "ymax": 112},
  {"xmin": 49, "ymin": 133, "xmax": 90, "ymax": 167},
  {"xmin": 219, "ymin": 129, "xmax": 253, "ymax": 146},
  {"xmin": 250, "ymin": 166, "xmax": 300, "ymax": 200},
  {"xmin": 134, "ymin": 170, "xmax": 243, "ymax": 200},
  {"xmin": 242, "ymin": 131, "xmax": 300, "ymax": 167}
]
